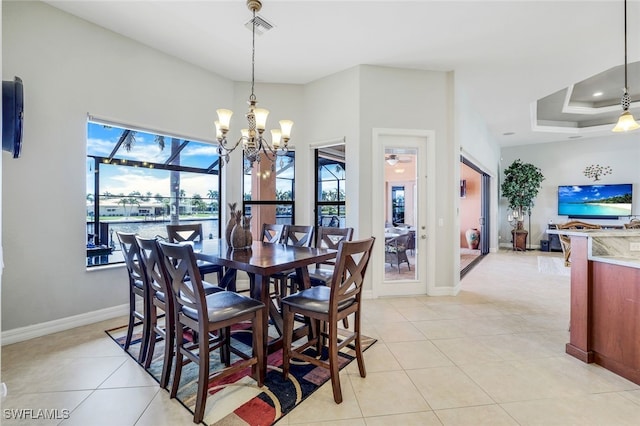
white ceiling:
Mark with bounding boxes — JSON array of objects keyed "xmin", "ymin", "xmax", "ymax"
[{"xmin": 43, "ymin": 0, "xmax": 640, "ymax": 147}]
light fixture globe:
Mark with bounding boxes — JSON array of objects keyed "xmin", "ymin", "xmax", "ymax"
[{"xmin": 613, "ymin": 110, "xmax": 640, "ymax": 132}]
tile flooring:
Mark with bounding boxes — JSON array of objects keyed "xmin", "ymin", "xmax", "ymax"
[{"xmin": 2, "ymin": 250, "xmax": 640, "ymax": 425}]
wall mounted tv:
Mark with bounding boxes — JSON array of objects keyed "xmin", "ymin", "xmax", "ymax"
[{"xmin": 558, "ymin": 184, "xmax": 633, "ymax": 219}]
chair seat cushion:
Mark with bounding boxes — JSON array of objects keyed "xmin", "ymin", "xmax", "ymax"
[
  {"xmin": 281, "ymin": 286, "xmax": 355, "ymax": 314},
  {"xmin": 308, "ymin": 268, "xmax": 334, "ymax": 287},
  {"xmin": 182, "ymin": 291, "xmax": 264, "ymax": 323},
  {"xmin": 197, "ymin": 260, "xmax": 222, "ymax": 275},
  {"xmin": 154, "ymin": 290, "xmax": 166, "ymax": 303}
]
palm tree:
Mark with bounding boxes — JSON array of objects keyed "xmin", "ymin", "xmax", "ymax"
[{"xmin": 207, "ymin": 189, "xmax": 219, "ymax": 214}]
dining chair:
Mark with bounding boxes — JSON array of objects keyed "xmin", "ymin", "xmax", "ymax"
[
  {"xmin": 116, "ymin": 232, "xmax": 151, "ymax": 364},
  {"xmin": 166, "ymin": 223, "xmax": 224, "ymax": 284},
  {"xmin": 281, "ymin": 237, "xmax": 375, "ymax": 404},
  {"xmin": 624, "ymin": 219, "xmax": 640, "ymax": 229},
  {"xmin": 306, "ymin": 226, "xmax": 354, "ymax": 288},
  {"xmin": 261, "ymin": 223, "xmax": 286, "ymax": 243},
  {"xmin": 157, "ymin": 240, "xmax": 266, "ymax": 424},
  {"xmin": 135, "ymin": 236, "xmax": 175, "ymax": 388},
  {"xmin": 287, "ymin": 226, "xmax": 354, "ymax": 326},
  {"xmin": 270, "ymin": 225, "xmax": 315, "ymax": 303},
  {"xmin": 136, "ymin": 236, "xmax": 226, "ymax": 388},
  {"xmin": 556, "ymin": 220, "xmax": 602, "ymax": 266}
]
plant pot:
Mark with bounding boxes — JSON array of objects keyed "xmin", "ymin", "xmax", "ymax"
[{"xmin": 465, "ymin": 228, "xmax": 480, "ymax": 250}]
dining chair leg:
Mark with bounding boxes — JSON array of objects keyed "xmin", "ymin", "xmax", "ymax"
[
  {"xmin": 281, "ymin": 305, "xmax": 294, "ymax": 380},
  {"xmin": 124, "ymin": 292, "xmax": 136, "ymax": 351},
  {"xmin": 193, "ymin": 337, "xmax": 210, "ymax": 424},
  {"xmin": 328, "ymin": 319, "xmax": 342, "ymax": 404},
  {"xmin": 170, "ymin": 323, "xmax": 185, "ymax": 399},
  {"xmin": 252, "ymin": 310, "xmax": 265, "ymax": 386},
  {"xmin": 159, "ymin": 320, "xmax": 174, "ymax": 389},
  {"xmin": 354, "ymin": 311, "xmax": 366, "ymax": 378},
  {"xmin": 143, "ymin": 305, "xmax": 158, "ymax": 369},
  {"xmin": 221, "ymin": 327, "xmax": 231, "ymax": 366}
]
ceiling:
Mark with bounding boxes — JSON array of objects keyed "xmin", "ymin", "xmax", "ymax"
[{"xmin": 43, "ymin": 0, "xmax": 640, "ymax": 147}]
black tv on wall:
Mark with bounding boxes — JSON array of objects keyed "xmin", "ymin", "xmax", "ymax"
[
  {"xmin": 558, "ymin": 183, "xmax": 633, "ymax": 219},
  {"xmin": 2, "ymin": 76, "xmax": 24, "ymax": 158}
]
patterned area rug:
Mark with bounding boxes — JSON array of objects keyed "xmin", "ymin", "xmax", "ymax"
[{"xmin": 106, "ymin": 322, "xmax": 376, "ymax": 425}]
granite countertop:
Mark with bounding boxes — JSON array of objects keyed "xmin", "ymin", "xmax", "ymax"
[
  {"xmin": 546, "ymin": 229, "xmax": 640, "ymax": 238},
  {"xmin": 546, "ymin": 228, "xmax": 640, "ymax": 269}
]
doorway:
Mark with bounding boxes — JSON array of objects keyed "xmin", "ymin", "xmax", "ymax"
[
  {"xmin": 372, "ymin": 129, "xmax": 435, "ymax": 297},
  {"xmin": 459, "ymin": 156, "xmax": 490, "ymax": 276}
]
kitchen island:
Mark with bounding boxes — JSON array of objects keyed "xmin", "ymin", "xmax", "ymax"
[{"xmin": 547, "ymin": 228, "xmax": 640, "ymax": 385}]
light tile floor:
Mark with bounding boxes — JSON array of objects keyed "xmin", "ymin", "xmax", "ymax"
[{"xmin": 3, "ymin": 250, "xmax": 640, "ymax": 425}]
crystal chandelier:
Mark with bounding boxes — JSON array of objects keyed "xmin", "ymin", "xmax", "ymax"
[
  {"xmin": 214, "ymin": 0, "xmax": 293, "ymax": 169},
  {"xmin": 612, "ymin": 0, "xmax": 640, "ymax": 132}
]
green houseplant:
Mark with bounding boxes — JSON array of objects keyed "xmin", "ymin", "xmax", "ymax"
[{"xmin": 501, "ymin": 159, "xmax": 545, "ymax": 233}]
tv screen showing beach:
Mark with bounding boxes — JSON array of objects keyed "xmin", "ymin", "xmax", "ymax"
[{"xmin": 558, "ymin": 184, "xmax": 633, "ymax": 218}]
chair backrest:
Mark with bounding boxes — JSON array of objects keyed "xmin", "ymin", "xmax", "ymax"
[
  {"xmin": 136, "ymin": 236, "xmax": 172, "ymax": 305},
  {"xmin": 166, "ymin": 223, "xmax": 204, "ymax": 243},
  {"xmin": 624, "ymin": 219, "xmax": 640, "ymax": 229},
  {"xmin": 556, "ymin": 220, "xmax": 602, "ymax": 231},
  {"xmin": 393, "ymin": 233, "xmax": 410, "ymax": 250},
  {"xmin": 157, "ymin": 240, "xmax": 207, "ymax": 324},
  {"xmin": 329, "ymin": 237, "xmax": 375, "ymax": 312},
  {"xmin": 117, "ymin": 232, "xmax": 146, "ymax": 286},
  {"xmin": 283, "ymin": 225, "xmax": 314, "ymax": 247},
  {"xmin": 315, "ymin": 226, "xmax": 354, "ymax": 267},
  {"xmin": 261, "ymin": 223, "xmax": 286, "ymax": 244},
  {"xmin": 406, "ymin": 230, "xmax": 416, "ymax": 250}
]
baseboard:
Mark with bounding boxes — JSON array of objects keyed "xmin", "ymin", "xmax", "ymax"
[{"xmin": 1, "ymin": 304, "xmax": 129, "ymax": 346}]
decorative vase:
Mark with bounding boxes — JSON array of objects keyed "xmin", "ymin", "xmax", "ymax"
[
  {"xmin": 225, "ymin": 202, "xmax": 238, "ymax": 246},
  {"xmin": 465, "ymin": 228, "xmax": 480, "ymax": 250},
  {"xmin": 230, "ymin": 211, "xmax": 253, "ymax": 250}
]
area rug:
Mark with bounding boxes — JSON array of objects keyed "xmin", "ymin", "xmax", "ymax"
[
  {"xmin": 537, "ymin": 256, "xmax": 570, "ymax": 276},
  {"xmin": 106, "ymin": 321, "xmax": 376, "ymax": 425}
]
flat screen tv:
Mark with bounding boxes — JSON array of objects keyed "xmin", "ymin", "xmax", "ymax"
[{"xmin": 558, "ymin": 183, "xmax": 633, "ymax": 219}]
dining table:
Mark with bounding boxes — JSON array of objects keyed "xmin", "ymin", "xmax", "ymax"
[{"xmin": 195, "ymin": 238, "xmax": 338, "ymax": 376}]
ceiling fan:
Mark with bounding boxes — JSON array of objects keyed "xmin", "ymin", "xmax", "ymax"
[{"xmin": 385, "ymin": 154, "xmax": 412, "ymax": 165}]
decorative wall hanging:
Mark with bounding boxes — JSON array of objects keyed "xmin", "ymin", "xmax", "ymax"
[{"xmin": 583, "ymin": 164, "xmax": 612, "ymax": 181}]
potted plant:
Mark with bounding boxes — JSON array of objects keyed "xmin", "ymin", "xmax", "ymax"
[{"xmin": 501, "ymin": 159, "xmax": 545, "ymax": 249}]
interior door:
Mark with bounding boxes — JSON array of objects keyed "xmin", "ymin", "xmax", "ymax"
[{"xmin": 372, "ymin": 129, "xmax": 433, "ymax": 297}]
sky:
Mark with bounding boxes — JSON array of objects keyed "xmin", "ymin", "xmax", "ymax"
[{"xmin": 86, "ymin": 122, "xmax": 219, "ymax": 198}]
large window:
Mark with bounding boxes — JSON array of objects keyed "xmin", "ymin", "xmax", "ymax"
[
  {"xmin": 86, "ymin": 120, "xmax": 221, "ymax": 267},
  {"xmin": 243, "ymin": 153, "xmax": 295, "ymax": 235}
]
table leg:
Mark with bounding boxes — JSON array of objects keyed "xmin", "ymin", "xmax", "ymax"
[
  {"xmin": 251, "ymin": 273, "xmax": 271, "ymax": 378},
  {"xmin": 219, "ymin": 268, "xmax": 238, "ymax": 291}
]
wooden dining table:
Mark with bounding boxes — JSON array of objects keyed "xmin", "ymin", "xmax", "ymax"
[{"xmin": 195, "ymin": 239, "xmax": 337, "ymax": 376}]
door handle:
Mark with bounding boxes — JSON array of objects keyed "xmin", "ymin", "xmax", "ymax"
[{"xmin": 421, "ymin": 234, "xmax": 427, "ymax": 239}]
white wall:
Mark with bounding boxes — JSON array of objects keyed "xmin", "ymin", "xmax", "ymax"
[
  {"xmin": 359, "ymin": 66, "xmax": 457, "ymax": 293},
  {"xmin": 1, "ymin": 1, "xmax": 503, "ymax": 334},
  {"xmin": 500, "ymin": 134, "xmax": 640, "ymax": 248},
  {"xmin": 301, "ymin": 67, "xmax": 360, "ymax": 228},
  {"xmin": 456, "ymin": 85, "xmax": 501, "ymax": 253},
  {"xmin": 1, "ymin": 1, "xmax": 234, "ymax": 331}
]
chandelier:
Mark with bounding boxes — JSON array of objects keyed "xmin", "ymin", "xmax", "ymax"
[
  {"xmin": 214, "ymin": 0, "xmax": 293, "ymax": 170},
  {"xmin": 612, "ymin": 0, "xmax": 640, "ymax": 132}
]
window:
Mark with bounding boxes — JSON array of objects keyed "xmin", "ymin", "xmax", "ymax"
[
  {"xmin": 315, "ymin": 146, "xmax": 346, "ymax": 227},
  {"xmin": 86, "ymin": 120, "xmax": 221, "ymax": 267},
  {"xmin": 242, "ymin": 153, "xmax": 295, "ymax": 235}
]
